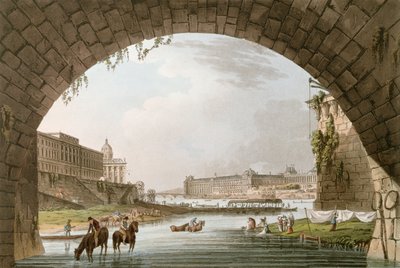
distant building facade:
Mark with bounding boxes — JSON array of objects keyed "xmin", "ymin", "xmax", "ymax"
[
  {"xmin": 37, "ymin": 132, "xmax": 103, "ymax": 181},
  {"xmin": 101, "ymin": 139, "xmax": 127, "ymax": 184},
  {"xmin": 184, "ymin": 166, "xmax": 317, "ymax": 197}
]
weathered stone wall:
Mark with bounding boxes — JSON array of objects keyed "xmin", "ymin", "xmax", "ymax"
[
  {"xmin": 14, "ymin": 135, "xmax": 44, "ymax": 261},
  {"xmin": 38, "ymin": 192, "xmax": 84, "ymax": 210},
  {"xmin": 38, "ymin": 171, "xmax": 138, "ymax": 209},
  {"xmin": 314, "ymin": 96, "xmax": 374, "ymax": 211}
]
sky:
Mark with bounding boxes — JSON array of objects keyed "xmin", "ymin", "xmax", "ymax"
[{"xmin": 39, "ymin": 33, "xmax": 319, "ymax": 191}]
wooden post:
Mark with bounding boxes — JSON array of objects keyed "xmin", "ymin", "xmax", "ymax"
[{"xmin": 304, "ymin": 208, "xmax": 312, "ymax": 236}]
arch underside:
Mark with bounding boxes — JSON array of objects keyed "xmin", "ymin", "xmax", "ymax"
[{"xmin": 0, "ymin": 0, "xmax": 399, "ymax": 265}]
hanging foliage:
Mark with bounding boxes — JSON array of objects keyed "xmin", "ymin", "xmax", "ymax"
[
  {"xmin": 102, "ymin": 48, "xmax": 130, "ymax": 72},
  {"xmin": 311, "ymin": 114, "xmax": 339, "ymax": 172},
  {"xmin": 135, "ymin": 35, "xmax": 173, "ymax": 61},
  {"xmin": 62, "ymin": 36, "xmax": 173, "ymax": 105},
  {"xmin": 62, "ymin": 73, "xmax": 89, "ymax": 105}
]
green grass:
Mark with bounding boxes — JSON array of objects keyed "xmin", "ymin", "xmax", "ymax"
[
  {"xmin": 39, "ymin": 204, "xmax": 134, "ymax": 225},
  {"xmin": 268, "ymin": 218, "xmax": 374, "ymax": 243}
]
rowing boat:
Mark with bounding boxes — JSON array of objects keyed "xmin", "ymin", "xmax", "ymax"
[{"xmin": 40, "ymin": 234, "xmax": 85, "ymax": 240}]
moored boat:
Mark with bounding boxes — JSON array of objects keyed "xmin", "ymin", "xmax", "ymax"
[{"xmin": 40, "ymin": 234, "xmax": 85, "ymax": 240}]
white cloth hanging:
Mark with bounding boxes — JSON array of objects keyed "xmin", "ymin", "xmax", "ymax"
[
  {"xmin": 354, "ymin": 211, "xmax": 377, "ymax": 223},
  {"xmin": 306, "ymin": 209, "xmax": 377, "ymax": 223},
  {"xmin": 306, "ymin": 209, "xmax": 335, "ymax": 223},
  {"xmin": 336, "ymin": 210, "xmax": 355, "ymax": 223}
]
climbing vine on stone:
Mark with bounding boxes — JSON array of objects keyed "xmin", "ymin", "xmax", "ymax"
[
  {"xmin": 309, "ymin": 91, "xmax": 326, "ymax": 120},
  {"xmin": 311, "ymin": 114, "xmax": 339, "ymax": 172},
  {"xmin": 62, "ymin": 35, "xmax": 173, "ymax": 105}
]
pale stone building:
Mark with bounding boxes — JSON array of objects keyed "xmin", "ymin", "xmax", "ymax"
[
  {"xmin": 101, "ymin": 139, "xmax": 127, "ymax": 184},
  {"xmin": 184, "ymin": 167, "xmax": 317, "ymax": 197},
  {"xmin": 37, "ymin": 132, "xmax": 103, "ymax": 181}
]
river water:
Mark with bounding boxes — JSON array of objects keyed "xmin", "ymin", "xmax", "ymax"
[{"xmin": 16, "ymin": 201, "xmax": 399, "ymax": 267}]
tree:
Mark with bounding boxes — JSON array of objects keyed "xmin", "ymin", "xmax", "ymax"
[{"xmin": 146, "ymin": 189, "xmax": 156, "ymax": 203}]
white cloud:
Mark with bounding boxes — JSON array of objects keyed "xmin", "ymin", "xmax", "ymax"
[{"xmin": 39, "ymin": 34, "xmax": 316, "ymax": 191}]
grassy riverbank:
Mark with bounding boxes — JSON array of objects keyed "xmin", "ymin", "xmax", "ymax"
[
  {"xmin": 39, "ymin": 202, "xmax": 190, "ymax": 233},
  {"xmin": 268, "ymin": 218, "xmax": 374, "ymax": 244}
]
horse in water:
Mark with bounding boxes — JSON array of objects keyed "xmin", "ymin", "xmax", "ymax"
[
  {"xmin": 187, "ymin": 220, "xmax": 205, "ymax": 232},
  {"xmin": 112, "ymin": 221, "xmax": 139, "ymax": 253},
  {"xmin": 74, "ymin": 227, "xmax": 109, "ymax": 262},
  {"xmin": 170, "ymin": 223, "xmax": 189, "ymax": 232}
]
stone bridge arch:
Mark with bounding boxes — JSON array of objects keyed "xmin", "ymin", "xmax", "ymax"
[{"xmin": 0, "ymin": 0, "xmax": 399, "ymax": 266}]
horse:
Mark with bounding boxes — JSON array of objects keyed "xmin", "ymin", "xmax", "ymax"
[
  {"xmin": 112, "ymin": 221, "xmax": 139, "ymax": 254},
  {"xmin": 99, "ymin": 216, "xmax": 111, "ymax": 227},
  {"xmin": 170, "ymin": 223, "xmax": 189, "ymax": 232},
  {"xmin": 74, "ymin": 227, "xmax": 109, "ymax": 262},
  {"xmin": 187, "ymin": 220, "xmax": 205, "ymax": 232}
]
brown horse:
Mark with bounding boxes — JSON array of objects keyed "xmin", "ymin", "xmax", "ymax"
[
  {"xmin": 74, "ymin": 227, "xmax": 109, "ymax": 262},
  {"xmin": 188, "ymin": 220, "xmax": 205, "ymax": 232},
  {"xmin": 170, "ymin": 223, "xmax": 189, "ymax": 232},
  {"xmin": 112, "ymin": 221, "xmax": 139, "ymax": 253}
]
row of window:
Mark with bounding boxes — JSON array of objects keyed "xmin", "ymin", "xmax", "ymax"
[{"xmin": 39, "ymin": 162, "xmax": 102, "ymax": 179}]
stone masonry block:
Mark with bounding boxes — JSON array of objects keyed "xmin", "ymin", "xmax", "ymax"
[
  {"xmin": 150, "ymin": 6, "xmax": 163, "ymax": 26},
  {"xmin": 339, "ymin": 40, "xmax": 363, "ymax": 65},
  {"xmin": 1, "ymin": 51, "xmax": 21, "ymax": 70},
  {"xmin": 299, "ymin": 10, "xmax": 318, "ymax": 32},
  {"xmin": 38, "ymin": 22, "xmax": 69, "ymax": 55},
  {"xmin": 336, "ymin": 70, "xmax": 357, "ymax": 92},
  {"xmin": 337, "ymin": 5, "xmax": 369, "ymax": 38},
  {"xmin": 263, "ymin": 19, "xmax": 281, "ymax": 40},
  {"xmin": 353, "ymin": 112, "xmax": 378, "ymax": 133},
  {"xmin": 21, "ymin": 25, "xmax": 43, "ymax": 46},
  {"xmin": 355, "ymin": 74, "xmax": 379, "ymax": 99},
  {"xmin": 59, "ymin": 22, "xmax": 79, "ymax": 46},
  {"xmin": 7, "ymin": 9, "xmax": 30, "ymax": 31},
  {"xmin": 269, "ymin": 1, "xmax": 290, "ymax": 21},
  {"xmin": 71, "ymin": 11, "xmax": 87, "ymax": 27},
  {"xmin": 198, "ymin": 23, "xmax": 215, "ymax": 33},
  {"xmin": 327, "ymin": 56, "xmax": 347, "ymax": 77},
  {"xmin": 249, "ymin": 3, "xmax": 269, "ymax": 26},
  {"xmin": 207, "ymin": 7, "xmax": 217, "ymax": 22},
  {"xmin": 281, "ymin": 16, "xmax": 298, "ymax": 37},
  {"xmin": 245, "ymin": 23, "xmax": 262, "ymax": 42},
  {"xmin": 78, "ymin": 24, "xmax": 99, "ymax": 46},
  {"xmin": 140, "ymin": 19, "xmax": 155, "ymax": 39},
  {"xmin": 17, "ymin": 46, "xmax": 47, "ymax": 74},
  {"xmin": 2, "ymin": 31, "xmax": 25, "ymax": 53},
  {"xmin": 17, "ymin": 0, "xmax": 46, "ymax": 25},
  {"xmin": 321, "ymin": 28, "xmax": 351, "ymax": 55},
  {"xmin": 373, "ymin": 103, "xmax": 396, "ymax": 122},
  {"xmin": 70, "ymin": 41, "xmax": 92, "ymax": 62},
  {"xmin": 0, "ymin": 62, "xmax": 29, "ymax": 90},
  {"xmin": 173, "ymin": 22, "xmax": 189, "ymax": 33},
  {"xmin": 316, "ymin": 7, "xmax": 340, "ymax": 33},
  {"xmin": 87, "ymin": 10, "xmax": 108, "ymax": 31},
  {"xmin": 289, "ymin": 28, "xmax": 307, "ymax": 50},
  {"xmin": 172, "ymin": 9, "xmax": 188, "ymax": 23},
  {"xmin": 350, "ymin": 50, "xmax": 374, "ymax": 80},
  {"xmin": 105, "ymin": 10, "xmax": 125, "ymax": 32},
  {"xmin": 44, "ymin": 49, "xmax": 67, "ymax": 73}
]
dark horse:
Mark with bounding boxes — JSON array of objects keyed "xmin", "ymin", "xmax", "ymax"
[
  {"xmin": 112, "ymin": 221, "xmax": 139, "ymax": 253},
  {"xmin": 74, "ymin": 227, "xmax": 109, "ymax": 262}
]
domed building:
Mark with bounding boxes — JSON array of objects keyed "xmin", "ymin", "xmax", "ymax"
[{"xmin": 101, "ymin": 139, "xmax": 127, "ymax": 183}]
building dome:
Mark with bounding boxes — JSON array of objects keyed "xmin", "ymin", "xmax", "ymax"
[{"xmin": 101, "ymin": 138, "xmax": 113, "ymax": 160}]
